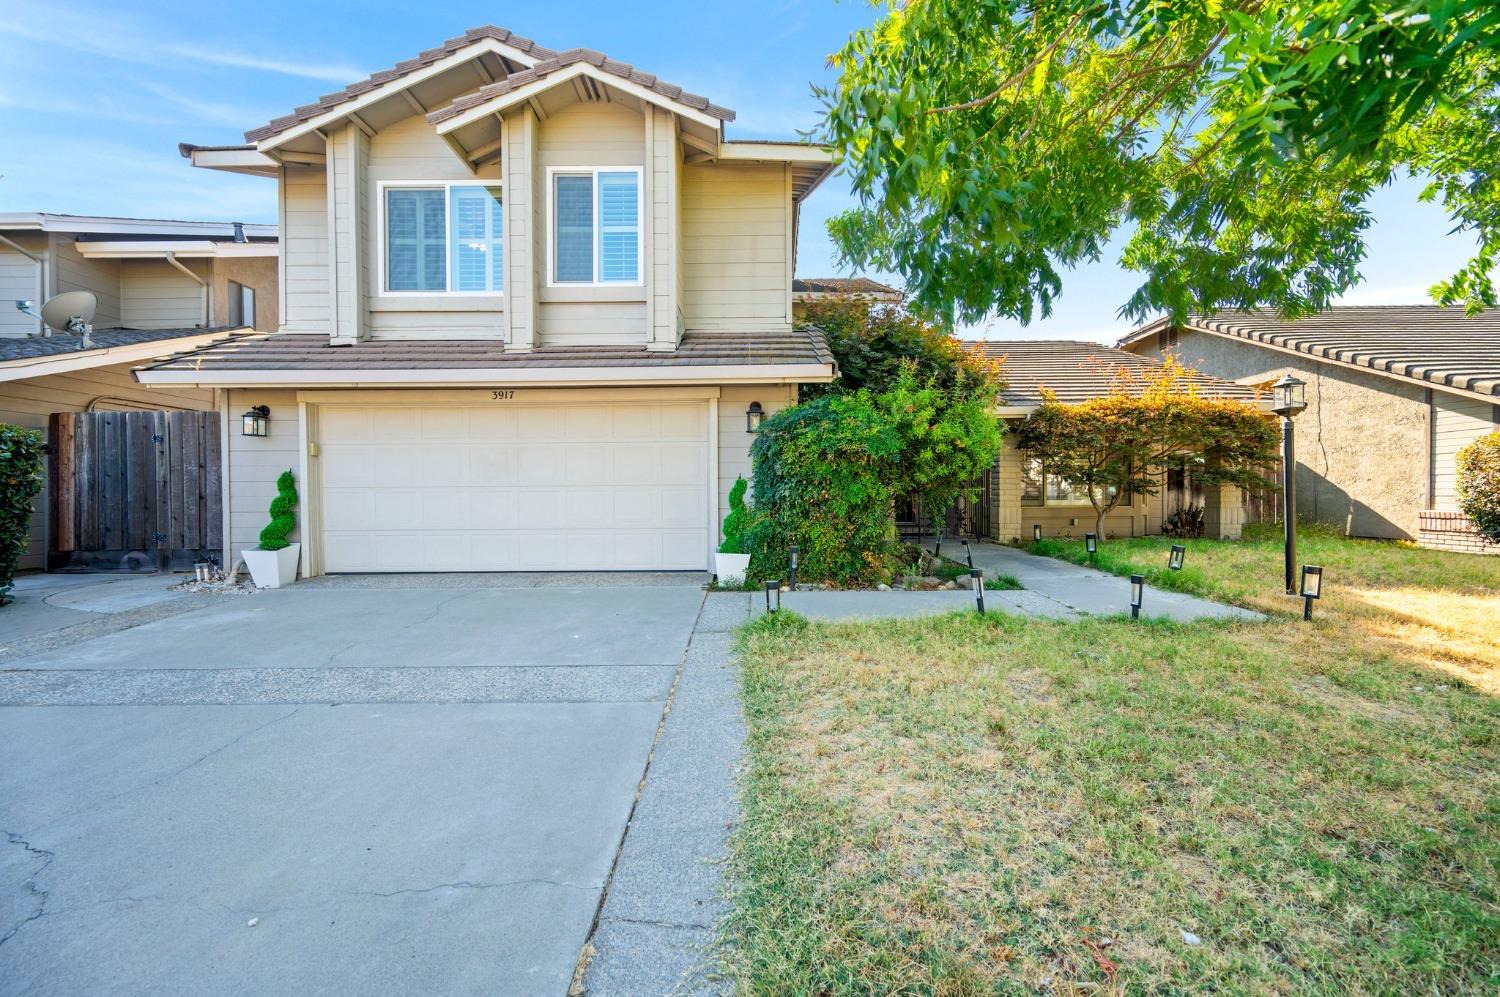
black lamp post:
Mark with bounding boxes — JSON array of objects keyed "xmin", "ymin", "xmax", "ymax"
[
  {"xmin": 971, "ymin": 568, "xmax": 986, "ymax": 615},
  {"xmin": 1084, "ymin": 532, "xmax": 1098, "ymax": 562},
  {"xmin": 1168, "ymin": 544, "xmax": 1186, "ymax": 571},
  {"xmin": 1129, "ymin": 574, "xmax": 1144, "ymax": 619},
  {"xmin": 788, "ymin": 545, "xmax": 799, "ymax": 591},
  {"xmin": 764, "ymin": 579, "xmax": 781, "ymax": 613},
  {"xmin": 241, "ymin": 405, "xmax": 270, "ymax": 437},
  {"xmin": 1270, "ymin": 374, "xmax": 1308, "ymax": 594},
  {"xmin": 746, "ymin": 401, "xmax": 764, "ymax": 433},
  {"xmin": 1300, "ymin": 564, "xmax": 1323, "ymax": 621}
]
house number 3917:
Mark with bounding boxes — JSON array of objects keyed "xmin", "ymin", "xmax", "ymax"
[{"xmin": 491, "ymin": 390, "xmax": 516, "ymax": 400}]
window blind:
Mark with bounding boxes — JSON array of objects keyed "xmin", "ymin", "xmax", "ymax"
[
  {"xmin": 597, "ymin": 171, "xmax": 639, "ymax": 282},
  {"xmin": 387, "ymin": 188, "xmax": 447, "ymax": 292},
  {"xmin": 554, "ymin": 174, "xmax": 594, "ymax": 283},
  {"xmin": 449, "ymin": 186, "xmax": 503, "ymax": 292}
]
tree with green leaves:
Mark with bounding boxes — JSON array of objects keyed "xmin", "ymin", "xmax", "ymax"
[
  {"xmin": 822, "ymin": 1, "xmax": 1500, "ymax": 325},
  {"xmin": 1013, "ymin": 356, "xmax": 1279, "ymax": 539},
  {"xmin": 0, "ymin": 425, "xmax": 46, "ymax": 605}
]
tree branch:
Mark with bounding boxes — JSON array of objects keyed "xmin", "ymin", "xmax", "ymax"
[{"xmin": 926, "ymin": 10, "xmax": 1089, "ymax": 115}]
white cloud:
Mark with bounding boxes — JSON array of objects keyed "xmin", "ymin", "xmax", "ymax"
[{"xmin": 0, "ymin": 5, "xmax": 363, "ymax": 83}]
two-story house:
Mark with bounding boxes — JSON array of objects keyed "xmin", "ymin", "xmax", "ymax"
[{"xmin": 145, "ymin": 26, "xmax": 837, "ymax": 576}]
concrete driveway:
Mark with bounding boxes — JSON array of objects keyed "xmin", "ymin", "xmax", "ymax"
[{"xmin": 0, "ymin": 576, "xmax": 707, "ymax": 996}]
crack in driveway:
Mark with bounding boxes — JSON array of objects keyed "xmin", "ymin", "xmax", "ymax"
[{"xmin": 1, "ymin": 831, "xmax": 55, "ymax": 947}]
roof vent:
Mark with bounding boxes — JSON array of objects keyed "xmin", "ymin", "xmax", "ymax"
[{"xmin": 232, "ymin": 222, "xmax": 246, "ymax": 243}]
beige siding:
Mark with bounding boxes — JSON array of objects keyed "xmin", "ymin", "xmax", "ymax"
[
  {"xmin": 281, "ymin": 164, "xmax": 331, "ymax": 333},
  {"xmin": 0, "ymin": 236, "xmax": 46, "ymax": 338},
  {"xmin": 367, "ymin": 113, "xmax": 491, "ymax": 184},
  {"xmin": 223, "ymin": 388, "xmax": 301, "ymax": 565},
  {"xmin": 120, "ymin": 259, "xmax": 209, "ymax": 329},
  {"xmin": 716, "ymin": 384, "xmax": 796, "ymax": 541},
  {"xmin": 536, "ymin": 102, "xmax": 647, "ymax": 346},
  {"xmin": 0, "ymin": 361, "xmax": 214, "ymax": 570},
  {"xmin": 51, "ymin": 237, "xmax": 122, "ymax": 329},
  {"xmin": 681, "ymin": 162, "xmax": 790, "ymax": 331},
  {"xmin": 1432, "ymin": 394, "xmax": 1498, "ymax": 510},
  {"xmin": 648, "ymin": 105, "xmax": 680, "ymax": 350},
  {"xmin": 327, "ymin": 123, "xmax": 368, "ymax": 344}
]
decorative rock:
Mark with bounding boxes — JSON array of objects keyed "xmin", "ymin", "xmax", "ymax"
[{"xmin": 876, "ymin": 583, "xmax": 891, "ymax": 592}]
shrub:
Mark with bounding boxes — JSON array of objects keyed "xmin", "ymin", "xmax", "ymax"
[
  {"xmin": 1456, "ymin": 430, "xmax": 1500, "ymax": 543},
  {"xmin": 259, "ymin": 470, "xmax": 298, "ymax": 552},
  {"xmin": 719, "ymin": 476, "xmax": 750, "ymax": 554},
  {"xmin": 0, "ymin": 425, "xmax": 46, "ymax": 605},
  {"xmin": 745, "ymin": 370, "xmax": 1001, "ymax": 586}
]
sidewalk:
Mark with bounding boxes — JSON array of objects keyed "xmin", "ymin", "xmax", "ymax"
[{"xmin": 0, "ymin": 572, "xmax": 189, "ymax": 645}]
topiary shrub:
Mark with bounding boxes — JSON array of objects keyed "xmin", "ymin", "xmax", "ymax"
[
  {"xmin": 719, "ymin": 476, "xmax": 750, "ymax": 554},
  {"xmin": 0, "ymin": 425, "xmax": 46, "ymax": 606},
  {"xmin": 259, "ymin": 469, "xmax": 298, "ymax": 552},
  {"xmin": 1457, "ymin": 430, "xmax": 1500, "ymax": 543}
]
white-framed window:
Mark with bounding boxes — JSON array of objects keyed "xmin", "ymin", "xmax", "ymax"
[
  {"xmin": 227, "ymin": 280, "xmax": 256, "ymax": 328},
  {"xmin": 380, "ymin": 182, "xmax": 504, "ymax": 295},
  {"xmin": 1021, "ymin": 454, "xmax": 1120, "ymax": 507},
  {"xmin": 548, "ymin": 167, "xmax": 643, "ymax": 286}
]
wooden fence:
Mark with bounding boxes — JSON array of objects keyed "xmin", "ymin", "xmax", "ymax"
[{"xmin": 48, "ymin": 410, "xmax": 222, "ymax": 569}]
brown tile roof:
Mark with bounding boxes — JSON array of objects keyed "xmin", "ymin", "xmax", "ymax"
[
  {"xmin": 792, "ymin": 277, "xmax": 902, "ymax": 297},
  {"xmin": 964, "ymin": 340, "xmax": 1265, "ymax": 408},
  {"xmin": 1121, "ymin": 306, "xmax": 1500, "ymax": 400},
  {"xmin": 244, "ymin": 26, "xmax": 558, "ymax": 143},
  {"xmin": 141, "ymin": 328, "xmax": 833, "ymax": 375},
  {"xmin": 427, "ymin": 48, "xmax": 735, "ymax": 126}
]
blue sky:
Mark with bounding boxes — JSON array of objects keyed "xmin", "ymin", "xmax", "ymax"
[{"xmin": 0, "ymin": 1, "xmax": 1478, "ymax": 343}]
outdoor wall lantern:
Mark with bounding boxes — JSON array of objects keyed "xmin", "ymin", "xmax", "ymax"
[
  {"xmin": 1130, "ymin": 574, "xmax": 1145, "ymax": 619},
  {"xmin": 1270, "ymin": 373, "xmax": 1309, "ymax": 594},
  {"xmin": 241, "ymin": 405, "xmax": 270, "ymax": 437},
  {"xmin": 971, "ymin": 568, "xmax": 986, "ymax": 615},
  {"xmin": 765, "ymin": 579, "xmax": 781, "ymax": 614},
  {"xmin": 788, "ymin": 545, "xmax": 800, "ymax": 591},
  {"xmin": 1300, "ymin": 564, "xmax": 1323, "ymax": 621},
  {"xmin": 1169, "ymin": 544, "xmax": 1186, "ymax": 571},
  {"xmin": 1085, "ymin": 532, "xmax": 1098, "ymax": 558},
  {"xmin": 1033, "ymin": 524, "xmax": 1043, "ymax": 543},
  {"xmin": 746, "ymin": 401, "xmax": 765, "ymax": 433}
]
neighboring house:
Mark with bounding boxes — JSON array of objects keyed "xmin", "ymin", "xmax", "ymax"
[
  {"xmin": 146, "ymin": 25, "xmax": 838, "ymax": 575},
  {"xmin": 963, "ymin": 340, "xmax": 1268, "ymax": 543},
  {"xmin": 0, "ymin": 213, "xmax": 279, "ymax": 569},
  {"xmin": 1119, "ymin": 307, "xmax": 1500, "ymax": 552},
  {"xmin": 791, "ymin": 276, "xmax": 903, "ymax": 320},
  {"xmin": 0, "ymin": 213, "xmax": 279, "ymax": 336}
]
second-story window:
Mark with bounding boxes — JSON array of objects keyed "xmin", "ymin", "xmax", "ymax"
[
  {"xmin": 551, "ymin": 169, "xmax": 641, "ymax": 285},
  {"xmin": 384, "ymin": 184, "xmax": 503, "ymax": 294}
]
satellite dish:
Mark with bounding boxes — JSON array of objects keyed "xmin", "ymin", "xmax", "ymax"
[{"xmin": 40, "ymin": 291, "xmax": 97, "ymax": 334}]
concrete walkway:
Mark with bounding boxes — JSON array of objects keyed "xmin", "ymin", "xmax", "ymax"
[
  {"xmin": 0, "ymin": 572, "xmax": 188, "ymax": 646},
  {"xmin": 936, "ymin": 540, "xmax": 1262, "ymax": 622}
]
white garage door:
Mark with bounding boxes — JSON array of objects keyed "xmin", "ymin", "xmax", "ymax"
[{"xmin": 317, "ymin": 401, "xmax": 710, "ymax": 572}]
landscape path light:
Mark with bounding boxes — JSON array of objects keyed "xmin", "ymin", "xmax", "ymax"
[
  {"xmin": 1130, "ymin": 574, "xmax": 1145, "ymax": 619},
  {"xmin": 1085, "ymin": 532, "xmax": 1098, "ymax": 561},
  {"xmin": 1169, "ymin": 544, "xmax": 1186, "ymax": 571},
  {"xmin": 788, "ymin": 544, "xmax": 799, "ymax": 591},
  {"xmin": 1300, "ymin": 564, "xmax": 1323, "ymax": 621},
  {"xmin": 962, "ymin": 538, "xmax": 974, "ymax": 571},
  {"xmin": 764, "ymin": 579, "xmax": 781, "ymax": 614},
  {"xmin": 971, "ymin": 568, "xmax": 986, "ymax": 615},
  {"xmin": 1033, "ymin": 524, "xmax": 1042, "ymax": 543},
  {"xmin": 1270, "ymin": 373, "xmax": 1308, "ymax": 594}
]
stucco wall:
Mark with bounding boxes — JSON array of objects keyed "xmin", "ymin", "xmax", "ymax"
[
  {"xmin": 212, "ymin": 256, "xmax": 279, "ymax": 332},
  {"xmin": 1141, "ymin": 328, "xmax": 1428, "ymax": 539}
]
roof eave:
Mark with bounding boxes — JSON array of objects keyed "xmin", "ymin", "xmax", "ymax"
[
  {"xmin": 0, "ymin": 330, "xmax": 238, "ymax": 382},
  {"xmin": 135, "ymin": 361, "xmax": 838, "ymax": 389}
]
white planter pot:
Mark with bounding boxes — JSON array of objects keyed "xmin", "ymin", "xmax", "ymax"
[
  {"xmin": 244, "ymin": 543, "xmax": 300, "ymax": 589},
  {"xmin": 714, "ymin": 551, "xmax": 751, "ymax": 585}
]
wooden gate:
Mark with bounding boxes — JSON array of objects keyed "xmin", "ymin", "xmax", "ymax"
[{"xmin": 48, "ymin": 411, "xmax": 222, "ymax": 571}]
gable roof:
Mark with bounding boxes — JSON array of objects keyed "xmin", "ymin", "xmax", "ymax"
[
  {"xmin": 792, "ymin": 277, "xmax": 902, "ymax": 298},
  {"xmin": 964, "ymin": 340, "xmax": 1265, "ymax": 410},
  {"xmin": 1119, "ymin": 306, "xmax": 1500, "ymax": 401},
  {"xmin": 427, "ymin": 48, "xmax": 734, "ymax": 127},
  {"xmin": 245, "ymin": 25, "xmax": 556, "ymax": 143}
]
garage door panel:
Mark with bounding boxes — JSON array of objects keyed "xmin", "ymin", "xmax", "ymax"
[{"xmin": 319, "ymin": 401, "xmax": 709, "ymax": 572}]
